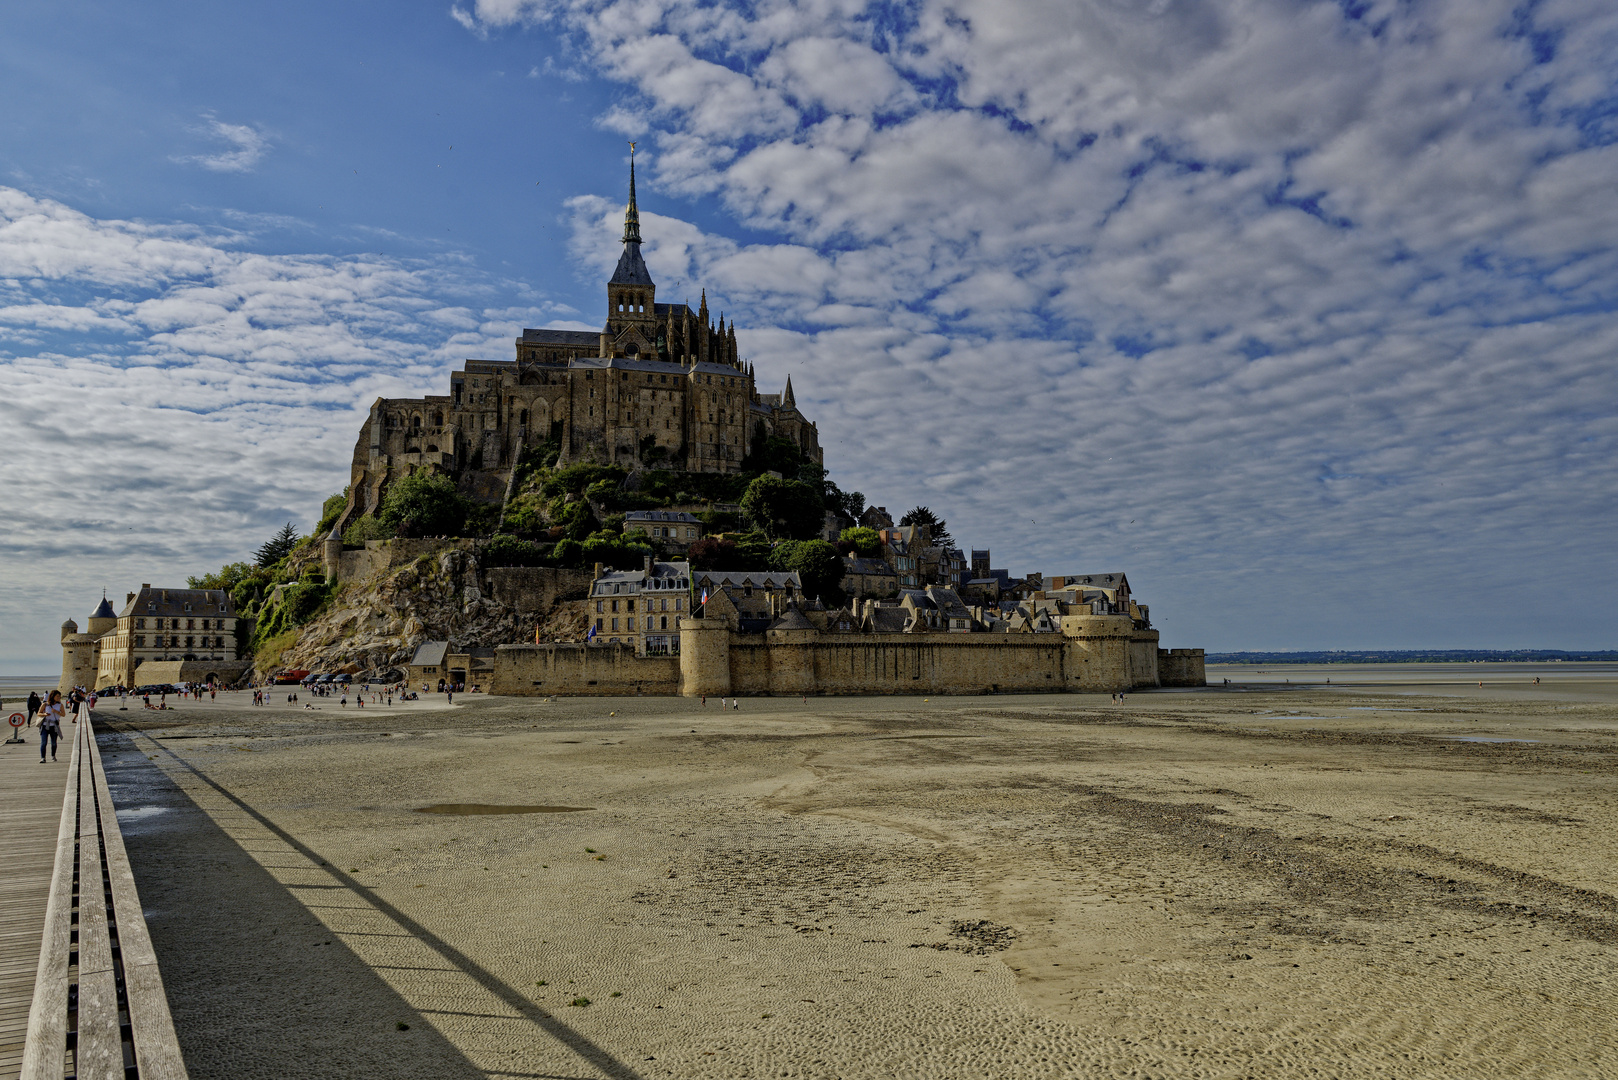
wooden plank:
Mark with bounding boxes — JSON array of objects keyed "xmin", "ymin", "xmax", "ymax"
[
  {"xmin": 84, "ymin": 718, "xmax": 187, "ymax": 1080},
  {"xmin": 16, "ymin": 717, "xmax": 80, "ymax": 1080},
  {"xmin": 73, "ymin": 728, "xmax": 121, "ymax": 1080}
]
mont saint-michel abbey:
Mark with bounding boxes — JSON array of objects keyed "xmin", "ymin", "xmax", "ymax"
[{"xmin": 336, "ymin": 157, "xmax": 821, "ymax": 525}]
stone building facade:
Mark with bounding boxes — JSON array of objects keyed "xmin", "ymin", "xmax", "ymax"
[
  {"xmin": 332, "ymin": 154, "xmax": 822, "ymax": 536},
  {"xmin": 59, "ymin": 586, "xmax": 249, "ymax": 692}
]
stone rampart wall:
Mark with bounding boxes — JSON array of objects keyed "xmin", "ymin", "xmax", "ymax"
[
  {"xmin": 483, "ymin": 566, "xmax": 596, "ymax": 614},
  {"xmin": 728, "ymin": 634, "xmax": 1072, "ymax": 696},
  {"xmin": 333, "ymin": 545, "xmax": 391, "ymax": 584},
  {"xmin": 492, "ymin": 643, "xmax": 680, "ymax": 696},
  {"xmin": 1159, "ymin": 648, "xmax": 1207, "ymax": 687}
]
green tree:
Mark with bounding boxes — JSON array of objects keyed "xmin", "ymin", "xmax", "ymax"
[
  {"xmin": 732, "ymin": 531, "xmax": 775, "ymax": 566},
  {"xmin": 580, "ymin": 529, "xmax": 653, "ymax": 571},
  {"xmin": 740, "ymin": 476, "xmax": 823, "ymax": 540},
  {"xmin": 316, "ymin": 488, "xmax": 350, "ymax": 534},
  {"xmin": 187, "ymin": 561, "xmax": 256, "ymax": 591},
  {"xmin": 342, "ymin": 515, "xmax": 392, "ymax": 544},
  {"xmin": 483, "ymin": 534, "xmax": 550, "ymax": 568},
  {"xmin": 899, "ymin": 506, "xmax": 953, "ymax": 547},
  {"xmin": 255, "ymin": 523, "xmax": 300, "ymax": 568},
  {"xmin": 380, "ymin": 472, "xmax": 466, "ymax": 537},
  {"xmin": 769, "ymin": 539, "xmax": 845, "ymax": 606},
  {"xmin": 839, "ymin": 526, "xmax": 883, "ymax": 558}
]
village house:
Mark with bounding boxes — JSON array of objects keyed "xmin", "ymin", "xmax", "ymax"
[
  {"xmin": 586, "ymin": 558, "xmax": 692, "ymax": 655},
  {"xmin": 624, "ymin": 510, "xmax": 703, "ymax": 551}
]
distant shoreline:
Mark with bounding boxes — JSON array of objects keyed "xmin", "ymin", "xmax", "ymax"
[{"xmin": 1208, "ymin": 651, "xmax": 1618, "ymax": 665}]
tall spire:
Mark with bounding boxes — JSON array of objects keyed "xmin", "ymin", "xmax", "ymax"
[
  {"xmin": 609, "ymin": 141, "xmax": 654, "ymax": 287},
  {"xmin": 783, "ymin": 374, "xmax": 795, "ymax": 407},
  {"xmin": 622, "ymin": 141, "xmax": 642, "ymax": 246}
]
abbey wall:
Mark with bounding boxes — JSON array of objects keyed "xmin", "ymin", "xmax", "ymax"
[{"xmin": 333, "ymin": 155, "xmax": 821, "ymax": 537}]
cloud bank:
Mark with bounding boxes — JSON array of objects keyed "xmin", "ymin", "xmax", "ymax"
[
  {"xmin": 0, "ymin": 189, "xmax": 572, "ymax": 667},
  {"xmin": 454, "ymin": 0, "xmax": 1618, "ymax": 650}
]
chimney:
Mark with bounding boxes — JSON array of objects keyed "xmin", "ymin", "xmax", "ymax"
[
  {"xmin": 644, "ymin": 554, "xmax": 653, "ymax": 574},
  {"xmin": 141, "ymin": 583, "xmax": 150, "ymax": 589},
  {"xmin": 126, "ymin": 592, "xmax": 135, "ymax": 604},
  {"xmin": 593, "ymin": 562, "xmax": 604, "ymax": 580}
]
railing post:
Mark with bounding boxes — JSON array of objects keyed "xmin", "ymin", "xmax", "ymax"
[{"xmin": 22, "ymin": 713, "xmax": 189, "ymax": 1079}]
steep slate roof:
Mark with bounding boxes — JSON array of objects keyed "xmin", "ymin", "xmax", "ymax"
[
  {"xmin": 696, "ymin": 571, "xmax": 801, "ymax": 590},
  {"xmin": 411, "ymin": 641, "xmax": 449, "ymax": 667},
  {"xmin": 91, "ymin": 596, "xmax": 116, "ymax": 620},
  {"xmin": 624, "ymin": 510, "xmax": 701, "ymax": 524},
  {"xmin": 769, "ymin": 605, "xmax": 815, "ymax": 631},
  {"xmin": 842, "ymin": 557, "xmax": 894, "ymax": 575},
  {"xmin": 592, "ymin": 561, "xmax": 692, "ymax": 596},
  {"xmin": 119, "ymin": 587, "xmax": 235, "ymax": 619},
  {"xmin": 868, "ymin": 607, "xmax": 910, "ymax": 633}
]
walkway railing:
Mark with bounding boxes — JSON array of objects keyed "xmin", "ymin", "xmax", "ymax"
[{"xmin": 21, "ymin": 713, "xmax": 187, "ymax": 1079}]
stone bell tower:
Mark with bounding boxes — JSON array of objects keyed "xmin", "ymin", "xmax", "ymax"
[{"xmin": 601, "ymin": 143, "xmax": 658, "ymax": 359}]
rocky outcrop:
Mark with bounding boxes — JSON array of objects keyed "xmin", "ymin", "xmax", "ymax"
[{"xmin": 266, "ymin": 547, "xmax": 586, "ymax": 677}]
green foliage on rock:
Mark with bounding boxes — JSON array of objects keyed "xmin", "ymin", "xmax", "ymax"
[
  {"xmin": 316, "ymin": 488, "xmax": 350, "ymax": 535},
  {"xmin": 540, "ymin": 463, "xmax": 626, "ymax": 501},
  {"xmin": 380, "ymin": 472, "xmax": 466, "ymax": 537},
  {"xmin": 249, "ymin": 579, "xmax": 337, "ymax": 655},
  {"xmin": 483, "ymin": 534, "xmax": 551, "ymax": 568},
  {"xmin": 342, "ymin": 515, "xmax": 392, "ymax": 544},
  {"xmin": 549, "ymin": 498, "xmax": 598, "ymax": 542},
  {"xmin": 553, "ymin": 538, "xmax": 583, "ymax": 567},
  {"xmin": 839, "ymin": 526, "xmax": 884, "ymax": 558},
  {"xmin": 769, "ymin": 539, "xmax": 845, "ymax": 605},
  {"xmin": 187, "ymin": 561, "xmax": 256, "ymax": 592},
  {"xmin": 740, "ymin": 476, "xmax": 824, "ymax": 540},
  {"xmin": 581, "ymin": 529, "xmax": 653, "ymax": 571}
]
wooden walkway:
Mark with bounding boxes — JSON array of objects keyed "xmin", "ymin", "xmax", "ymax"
[{"xmin": 0, "ymin": 718, "xmax": 70, "ymax": 1080}]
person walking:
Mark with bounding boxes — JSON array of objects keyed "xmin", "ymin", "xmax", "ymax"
[
  {"xmin": 38, "ymin": 691, "xmax": 64, "ymax": 762},
  {"xmin": 26, "ymin": 689, "xmax": 41, "ymax": 727}
]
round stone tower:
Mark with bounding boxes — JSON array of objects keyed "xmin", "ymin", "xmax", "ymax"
[
  {"xmin": 678, "ymin": 616, "xmax": 732, "ymax": 698},
  {"xmin": 323, "ymin": 533, "xmax": 343, "ymax": 584},
  {"xmin": 59, "ymin": 618, "xmax": 96, "ymax": 695}
]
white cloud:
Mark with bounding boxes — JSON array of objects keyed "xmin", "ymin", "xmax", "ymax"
[
  {"xmin": 171, "ymin": 115, "xmax": 272, "ymax": 174},
  {"xmin": 0, "ymin": 188, "xmax": 572, "ymax": 668},
  {"xmin": 467, "ymin": 0, "xmax": 1618, "ymax": 649}
]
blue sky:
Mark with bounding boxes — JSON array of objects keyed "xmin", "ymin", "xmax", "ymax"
[{"xmin": 4, "ymin": 0, "xmax": 1617, "ymax": 669}]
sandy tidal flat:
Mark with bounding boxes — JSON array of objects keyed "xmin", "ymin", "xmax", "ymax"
[{"xmin": 95, "ymin": 677, "xmax": 1618, "ymax": 1079}]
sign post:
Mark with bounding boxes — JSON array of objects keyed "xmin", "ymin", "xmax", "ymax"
[{"xmin": 6, "ymin": 713, "xmax": 25, "ymax": 745}]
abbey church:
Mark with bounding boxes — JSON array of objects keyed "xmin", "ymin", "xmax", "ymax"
[{"xmin": 333, "ymin": 154, "xmax": 822, "ymax": 532}]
